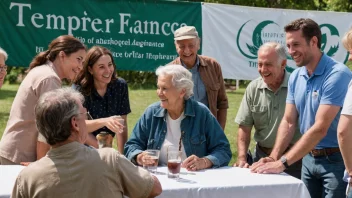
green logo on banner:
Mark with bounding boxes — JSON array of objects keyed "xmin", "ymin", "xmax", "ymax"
[
  {"xmin": 236, "ymin": 20, "xmax": 345, "ymax": 72},
  {"xmin": 320, "ymin": 24, "xmax": 339, "ymax": 57}
]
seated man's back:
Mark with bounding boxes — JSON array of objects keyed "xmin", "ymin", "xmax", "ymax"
[
  {"xmin": 11, "ymin": 88, "xmax": 161, "ymax": 198},
  {"xmin": 13, "ymin": 143, "xmax": 154, "ymax": 198}
]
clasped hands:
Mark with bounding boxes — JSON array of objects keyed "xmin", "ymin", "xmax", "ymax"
[
  {"xmin": 136, "ymin": 153, "xmax": 209, "ymax": 171},
  {"xmin": 233, "ymin": 157, "xmax": 285, "ymax": 174}
]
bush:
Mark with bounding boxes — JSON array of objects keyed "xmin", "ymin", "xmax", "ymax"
[{"xmin": 5, "ymin": 67, "xmax": 27, "ymax": 84}]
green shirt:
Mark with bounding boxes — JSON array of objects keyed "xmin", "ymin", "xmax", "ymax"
[{"xmin": 235, "ymin": 71, "xmax": 301, "ymax": 148}]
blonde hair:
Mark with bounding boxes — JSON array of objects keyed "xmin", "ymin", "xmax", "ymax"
[{"xmin": 342, "ymin": 28, "xmax": 352, "ymax": 51}]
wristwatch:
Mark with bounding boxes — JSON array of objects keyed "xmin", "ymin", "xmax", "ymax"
[{"xmin": 280, "ymin": 156, "xmax": 289, "ymax": 169}]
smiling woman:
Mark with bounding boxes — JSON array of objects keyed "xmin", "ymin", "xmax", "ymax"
[
  {"xmin": 73, "ymin": 46, "xmax": 131, "ymax": 154},
  {"xmin": 124, "ymin": 64, "xmax": 232, "ymax": 171},
  {"xmin": 0, "ymin": 35, "xmax": 86, "ymax": 165}
]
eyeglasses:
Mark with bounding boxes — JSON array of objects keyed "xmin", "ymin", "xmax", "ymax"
[
  {"xmin": 78, "ymin": 111, "xmax": 93, "ymax": 120},
  {"xmin": 0, "ymin": 65, "xmax": 7, "ymax": 72}
]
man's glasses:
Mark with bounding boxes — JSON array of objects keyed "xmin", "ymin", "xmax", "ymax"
[
  {"xmin": 78, "ymin": 111, "xmax": 93, "ymax": 120},
  {"xmin": 0, "ymin": 65, "xmax": 7, "ymax": 72}
]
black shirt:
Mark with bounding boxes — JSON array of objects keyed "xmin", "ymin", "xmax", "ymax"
[{"xmin": 83, "ymin": 78, "xmax": 131, "ymax": 137}]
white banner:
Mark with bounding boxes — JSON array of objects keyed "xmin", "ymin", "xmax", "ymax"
[{"xmin": 202, "ymin": 3, "xmax": 352, "ymax": 80}]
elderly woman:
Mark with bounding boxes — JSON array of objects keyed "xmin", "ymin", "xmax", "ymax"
[
  {"xmin": 124, "ymin": 64, "xmax": 231, "ymax": 171},
  {"xmin": 0, "ymin": 47, "xmax": 8, "ymax": 88}
]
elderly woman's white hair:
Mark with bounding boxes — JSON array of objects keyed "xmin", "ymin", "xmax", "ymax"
[
  {"xmin": 155, "ymin": 64, "xmax": 194, "ymax": 99},
  {"xmin": 0, "ymin": 47, "xmax": 8, "ymax": 61}
]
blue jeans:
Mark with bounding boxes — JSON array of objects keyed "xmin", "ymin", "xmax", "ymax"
[{"xmin": 302, "ymin": 152, "xmax": 345, "ymax": 198}]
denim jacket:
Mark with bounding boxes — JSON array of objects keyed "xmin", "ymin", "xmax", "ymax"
[{"xmin": 124, "ymin": 98, "xmax": 232, "ymax": 168}]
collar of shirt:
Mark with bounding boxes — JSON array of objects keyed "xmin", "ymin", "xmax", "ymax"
[
  {"xmin": 153, "ymin": 99, "xmax": 196, "ymax": 118},
  {"xmin": 259, "ymin": 70, "xmax": 289, "ymax": 90},
  {"xmin": 181, "ymin": 56, "xmax": 200, "ymax": 71},
  {"xmin": 299, "ymin": 53, "xmax": 328, "ymax": 77},
  {"xmin": 47, "ymin": 142, "xmax": 84, "ymax": 157},
  {"xmin": 92, "ymin": 82, "xmax": 113, "ymax": 99}
]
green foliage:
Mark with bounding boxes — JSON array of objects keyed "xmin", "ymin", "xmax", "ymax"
[
  {"xmin": 346, "ymin": 60, "xmax": 352, "ymax": 70},
  {"xmin": 5, "ymin": 67, "xmax": 27, "ymax": 84},
  {"xmin": 185, "ymin": 0, "xmax": 352, "ymax": 12},
  {"xmin": 118, "ymin": 71, "xmax": 157, "ymax": 89}
]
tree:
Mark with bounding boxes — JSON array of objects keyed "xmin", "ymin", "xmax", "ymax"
[{"xmin": 182, "ymin": 0, "xmax": 352, "ymax": 12}]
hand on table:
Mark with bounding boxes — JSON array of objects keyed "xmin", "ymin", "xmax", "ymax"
[
  {"xmin": 233, "ymin": 160, "xmax": 250, "ymax": 168},
  {"xmin": 250, "ymin": 160, "xmax": 285, "ymax": 174},
  {"xmin": 250, "ymin": 157, "xmax": 275, "ymax": 172},
  {"xmin": 182, "ymin": 155, "xmax": 208, "ymax": 171}
]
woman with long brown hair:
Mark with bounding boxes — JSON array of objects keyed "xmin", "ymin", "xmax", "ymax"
[
  {"xmin": 74, "ymin": 46, "xmax": 130, "ymax": 154},
  {"xmin": 0, "ymin": 35, "xmax": 86, "ymax": 165}
]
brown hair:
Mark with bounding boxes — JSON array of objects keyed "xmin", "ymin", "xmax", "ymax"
[
  {"xmin": 28, "ymin": 35, "xmax": 86, "ymax": 71},
  {"xmin": 74, "ymin": 46, "xmax": 117, "ymax": 96},
  {"xmin": 284, "ymin": 18, "xmax": 322, "ymax": 49}
]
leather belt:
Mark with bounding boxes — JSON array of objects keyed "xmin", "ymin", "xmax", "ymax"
[
  {"xmin": 258, "ymin": 144, "xmax": 294, "ymax": 156},
  {"xmin": 257, "ymin": 145, "xmax": 273, "ymax": 156},
  {"xmin": 310, "ymin": 147, "xmax": 340, "ymax": 157}
]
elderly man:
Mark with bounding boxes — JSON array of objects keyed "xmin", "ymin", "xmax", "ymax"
[
  {"xmin": 233, "ymin": 42, "xmax": 301, "ymax": 179},
  {"xmin": 251, "ymin": 18, "xmax": 352, "ymax": 198},
  {"xmin": 170, "ymin": 26, "xmax": 228, "ymax": 130},
  {"xmin": 12, "ymin": 88, "xmax": 162, "ymax": 198},
  {"xmin": 0, "ymin": 47, "xmax": 8, "ymax": 88},
  {"xmin": 338, "ymin": 28, "xmax": 352, "ymax": 198}
]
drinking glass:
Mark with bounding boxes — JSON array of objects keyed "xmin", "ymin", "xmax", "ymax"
[
  {"xmin": 167, "ymin": 150, "xmax": 182, "ymax": 179},
  {"xmin": 96, "ymin": 131, "xmax": 113, "ymax": 148},
  {"xmin": 143, "ymin": 149, "xmax": 160, "ymax": 173},
  {"xmin": 115, "ymin": 115, "xmax": 125, "ymax": 133}
]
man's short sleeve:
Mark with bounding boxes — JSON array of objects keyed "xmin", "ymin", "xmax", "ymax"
[
  {"xmin": 115, "ymin": 153, "xmax": 154, "ymax": 198},
  {"xmin": 235, "ymin": 86, "xmax": 254, "ymax": 126},
  {"xmin": 320, "ymin": 71, "xmax": 351, "ymax": 107},
  {"xmin": 286, "ymin": 72, "xmax": 296, "ymax": 104}
]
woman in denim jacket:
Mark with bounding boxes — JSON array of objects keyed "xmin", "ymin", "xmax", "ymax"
[{"xmin": 125, "ymin": 64, "xmax": 231, "ymax": 171}]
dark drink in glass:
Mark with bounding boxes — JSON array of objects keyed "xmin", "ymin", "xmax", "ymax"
[
  {"xmin": 167, "ymin": 150, "xmax": 182, "ymax": 179},
  {"xmin": 168, "ymin": 160, "xmax": 181, "ymax": 175}
]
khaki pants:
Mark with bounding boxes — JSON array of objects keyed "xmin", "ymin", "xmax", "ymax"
[{"xmin": 0, "ymin": 156, "xmax": 17, "ymax": 165}]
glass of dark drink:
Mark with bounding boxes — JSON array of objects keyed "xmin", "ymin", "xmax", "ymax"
[
  {"xmin": 167, "ymin": 150, "xmax": 182, "ymax": 179},
  {"xmin": 143, "ymin": 149, "xmax": 160, "ymax": 173}
]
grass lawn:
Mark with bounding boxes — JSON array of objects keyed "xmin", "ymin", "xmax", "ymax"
[{"xmin": 0, "ymin": 83, "xmax": 255, "ymax": 165}]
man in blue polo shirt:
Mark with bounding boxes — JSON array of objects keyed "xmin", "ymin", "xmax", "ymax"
[{"xmin": 251, "ymin": 18, "xmax": 352, "ymax": 198}]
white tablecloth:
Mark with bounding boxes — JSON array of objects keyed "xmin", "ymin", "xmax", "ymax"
[
  {"xmin": 0, "ymin": 165, "xmax": 310, "ymax": 198},
  {"xmin": 0, "ymin": 165, "xmax": 25, "ymax": 198},
  {"xmin": 154, "ymin": 166, "xmax": 311, "ymax": 198}
]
